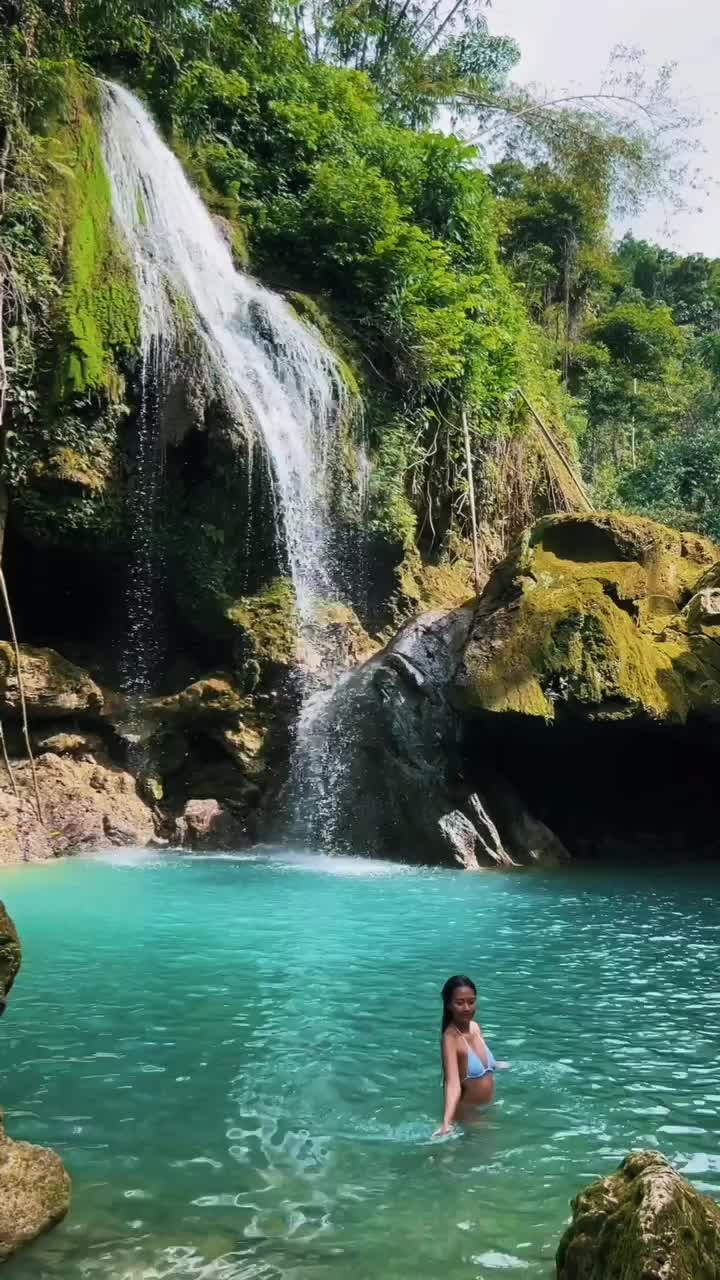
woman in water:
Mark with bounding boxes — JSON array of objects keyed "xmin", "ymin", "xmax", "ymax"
[{"xmin": 433, "ymin": 975, "xmax": 508, "ymax": 1136}]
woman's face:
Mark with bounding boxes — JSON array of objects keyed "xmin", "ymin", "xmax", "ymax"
[{"xmin": 449, "ymin": 985, "xmax": 476, "ymax": 1024}]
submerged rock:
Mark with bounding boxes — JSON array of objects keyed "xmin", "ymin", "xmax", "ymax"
[{"xmin": 556, "ymin": 1150, "xmax": 720, "ymax": 1279}]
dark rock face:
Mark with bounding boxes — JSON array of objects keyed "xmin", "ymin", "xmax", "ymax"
[
  {"xmin": 284, "ymin": 606, "xmax": 568, "ymax": 867},
  {"xmin": 290, "ymin": 511, "xmax": 720, "ymax": 867},
  {"xmin": 556, "ymin": 1150, "xmax": 720, "ymax": 1280}
]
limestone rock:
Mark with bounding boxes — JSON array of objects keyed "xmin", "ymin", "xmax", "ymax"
[
  {"xmin": 0, "ymin": 754, "xmax": 156, "ymax": 862},
  {"xmin": 0, "ymin": 792, "xmax": 56, "ymax": 862},
  {"xmin": 454, "ymin": 512, "xmax": 720, "ymax": 726},
  {"xmin": 0, "ymin": 904, "xmax": 21, "ymax": 1014},
  {"xmin": 176, "ymin": 798, "xmax": 247, "ymax": 851},
  {"xmin": 0, "ymin": 1110, "xmax": 71, "ymax": 1262},
  {"xmin": 556, "ymin": 1150, "xmax": 720, "ymax": 1280},
  {"xmin": 150, "ymin": 677, "xmax": 244, "ymax": 723},
  {"xmin": 33, "ymin": 730, "xmax": 105, "ymax": 758},
  {"xmin": 0, "ymin": 644, "xmax": 104, "ymax": 721}
]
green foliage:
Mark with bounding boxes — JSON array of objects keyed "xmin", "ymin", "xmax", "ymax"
[
  {"xmin": 617, "ymin": 425, "xmax": 720, "ymax": 543},
  {"xmin": 1, "ymin": 0, "xmax": 712, "ymax": 587},
  {"xmin": 587, "ymin": 301, "xmax": 687, "ymax": 377}
]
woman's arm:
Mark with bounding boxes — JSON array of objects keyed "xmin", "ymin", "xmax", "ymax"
[{"xmin": 433, "ymin": 1036, "xmax": 461, "ymax": 1137}]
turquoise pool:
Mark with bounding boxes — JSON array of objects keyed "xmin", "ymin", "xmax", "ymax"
[{"xmin": 1, "ymin": 849, "xmax": 718, "ymax": 1278}]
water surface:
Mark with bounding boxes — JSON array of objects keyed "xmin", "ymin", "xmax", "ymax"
[{"xmin": 1, "ymin": 850, "xmax": 718, "ymax": 1279}]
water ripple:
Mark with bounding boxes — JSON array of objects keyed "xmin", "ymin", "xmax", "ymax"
[{"xmin": 1, "ymin": 852, "xmax": 719, "ymax": 1278}]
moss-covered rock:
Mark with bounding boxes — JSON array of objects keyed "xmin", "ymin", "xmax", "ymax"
[
  {"xmin": 8, "ymin": 66, "xmax": 139, "ymax": 553},
  {"xmin": 556, "ymin": 1150, "xmax": 720, "ymax": 1280},
  {"xmin": 0, "ymin": 1110, "xmax": 71, "ymax": 1263},
  {"xmin": 455, "ymin": 512, "xmax": 720, "ymax": 726},
  {"xmin": 0, "ymin": 904, "xmax": 21, "ymax": 1013},
  {"xmin": 227, "ymin": 578, "xmax": 299, "ymax": 675},
  {"xmin": 149, "ymin": 677, "xmax": 245, "ymax": 724},
  {"xmin": 0, "ymin": 643, "xmax": 104, "ymax": 721},
  {"xmin": 49, "ymin": 72, "xmax": 139, "ymax": 398},
  {"xmin": 392, "ymin": 543, "xmax": 476, "ymax": 625}
]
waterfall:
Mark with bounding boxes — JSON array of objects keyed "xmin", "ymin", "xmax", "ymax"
[{"xmin": 99, "ymin": 81, "xmax": 348, "ymax": 653}]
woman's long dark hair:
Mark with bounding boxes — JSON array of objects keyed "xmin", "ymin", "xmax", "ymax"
[{"xmin": 441, "ymin": 975, "xmax": 477, "ymax": 1035}]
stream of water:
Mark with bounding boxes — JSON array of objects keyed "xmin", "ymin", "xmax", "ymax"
[
  {"xmin": 101, "ymin": 82, "xmax": 349, "ymax": 649},
  {"xmin": 1, "ymin": 851, "xmax": 718, "ymax": 1279}
]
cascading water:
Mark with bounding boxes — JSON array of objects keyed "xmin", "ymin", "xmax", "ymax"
[
  {"xmin": 100, "ymin": 80, "xmax": 348, "ymax": 651},
  {"xmin": 100, "ymin": 80, "xmax": 361, "ymax": 835}
]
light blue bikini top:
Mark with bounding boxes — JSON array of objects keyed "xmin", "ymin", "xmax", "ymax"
[{"xmin": 465, "ymin": 1038, "xmax": 496, "ymax": 1080}]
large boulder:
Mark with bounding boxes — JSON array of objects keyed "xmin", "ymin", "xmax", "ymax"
[
  {"xmin": 280, "ymin": 606, "xmax": 568, "ymax": 868},
  {"xmin": 0, "ymin": 1110, "xmax": 71, "ymax": 1262},
  {"xmin": 0, "ymin": 754, "xmax": 156, "ymax": 861},
  {"xmin": 454, "ymin": 512, "xmax": 720, "ymax": 725},
  {"xmin": 556, "ymin": 1150, "xmax": 720, "ymax": 1279},
  {"xmin": 175, "ymin": 797, "xmax": 247, "ymax": 851},
  {"xmin": 302, "ymin": 511, "xmax": 720, "ymax": 867},
  {"xmin": 0, "ymin": 644, "xmax": 104, "ymax": 721}
]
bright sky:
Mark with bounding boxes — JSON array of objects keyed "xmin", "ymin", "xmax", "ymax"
[{"xmin": 492, "ymin": 0, "xmax": 720, "ymax": 257}]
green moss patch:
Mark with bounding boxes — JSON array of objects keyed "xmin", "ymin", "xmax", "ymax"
[{"xmin": 47, "ymin": 72, "xmax": 139, "ymax": 399}]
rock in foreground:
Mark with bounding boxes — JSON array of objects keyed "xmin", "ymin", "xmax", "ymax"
[
  {"xmin": 0, "ymin": 1111, "xmax": 71, "ymax": 1263},
  {"xmin": 0, "ymin": 911, "xmax": 71, "ymax": 1261},
  {"xmin": 557, "ymin": 1150, "xmax": 720, "ymax": 1280}
]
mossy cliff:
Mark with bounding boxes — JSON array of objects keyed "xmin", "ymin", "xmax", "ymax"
[
  {"xmin": 451, "ymin": 512, "xmax": 720, "ymax": 860},
  {"xmin": 5, "ymin": 68, "xmax": 140, "ymax": 555},
  {"xmin": 455, "ymin": 512, "xmax": 720, "ymax": 725}
]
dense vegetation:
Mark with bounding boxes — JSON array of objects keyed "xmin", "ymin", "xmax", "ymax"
[{"xmin": 0, "ymin": 0, "xmax": 717, "ymax": 630}]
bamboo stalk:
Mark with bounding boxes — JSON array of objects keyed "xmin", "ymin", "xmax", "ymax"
[
  {"xmin": 517, "ymin": 388, "xmax": 595, "ymax": 513},
  {"xmin": 0, "ymin": 567, "xmax": 43, "ymax": 823},
  {"xmin": 461, "ymin": 405, "xmax": 483, "ymax": 596}
]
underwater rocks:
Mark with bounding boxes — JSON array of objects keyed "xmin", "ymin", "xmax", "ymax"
[{"xmin": 557, "ymin": 1150, "xmax": 720, "ymax": 1279}]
